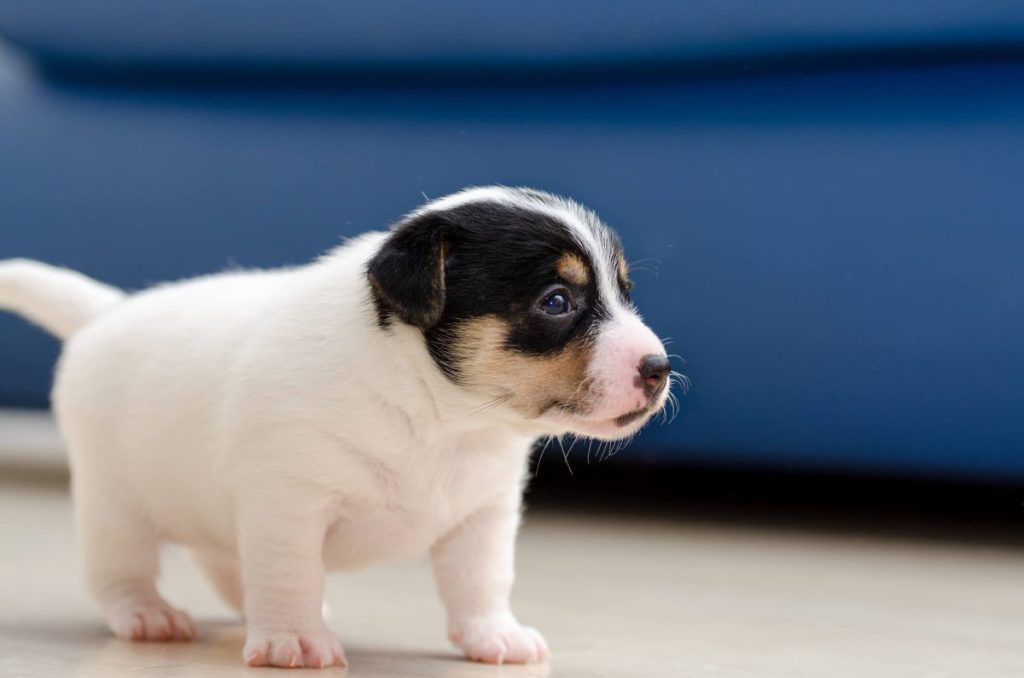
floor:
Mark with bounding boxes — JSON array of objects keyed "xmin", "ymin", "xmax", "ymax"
[{"xmin": 2, "ymin": 475, "xmax": 1024, "ymax": 678}]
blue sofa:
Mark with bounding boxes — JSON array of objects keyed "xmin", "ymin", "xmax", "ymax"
[{"xmin": 2, "ymin": 2, "xmax": 1023, "ymax": 480}]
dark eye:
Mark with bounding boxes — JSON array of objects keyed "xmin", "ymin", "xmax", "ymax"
[{"xmin": 539, "ymin": 291, "xmax": 572, "ymax": 315}]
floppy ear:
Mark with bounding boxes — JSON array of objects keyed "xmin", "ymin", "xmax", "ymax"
[{"xmin": 366, "ymin": 213, "xmax": 447, "ymax": 329}]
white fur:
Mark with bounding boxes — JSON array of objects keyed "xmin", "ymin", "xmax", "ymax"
[
  {"xmin": 582, "ymin": 314, "xmax": 667, "ymax": 420},
  {"xmin": 0, "ymin": 190, "xmax": 669, "ymax": 668},
  {"xmin": 0, "ymin": 258, "xmax": 124, "ymax": 339}
]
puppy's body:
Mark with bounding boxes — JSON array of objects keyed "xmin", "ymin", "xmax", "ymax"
[
  {"xmin": 0, "ymin": 187, "xmax": 672, "ymax": 668},
  {"xmin": 60, "ymin": 233, "xmax": 525, "ymax": 563}
]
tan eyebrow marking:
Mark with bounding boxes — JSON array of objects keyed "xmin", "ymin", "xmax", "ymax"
[{"xmin": 556, "ymin": 253, "xmax": 591, "ymax": 287}]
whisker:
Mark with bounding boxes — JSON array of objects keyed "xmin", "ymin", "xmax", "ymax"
[
  {"xmin": 656, "ymin": 395, "xmax": 671, "ymax": 424},
  {"xmin": 628, "ymin": 258, "xmax": 662, "ymax": 275},
  {"xmin": 601, "ymin": 436, "xmax": 622, "ymax": 463},
  {"xmin": 608, "ymin": 439, "xmax": 619, "ymax": 462},
  {"xmin": 533, "ymin": 436, "xmax": 553, "ymax": 477},
  {"xmin": 557, "ymin": 435, "xmax": 573, "ymax": 476},
  {"xmin": 604, "ymin": 434, "xmax": 631, "ymax": 461},
  {"xmin": 669, "ymin": 371, "xmax": 692, "ymax": 395},
  {"xmin": 566, "ymin": 435, "xmax": 581, "ymax": 462},
  {"xmin": 666, "ymin": 390, "xmax": 680, "ymax": 424}
]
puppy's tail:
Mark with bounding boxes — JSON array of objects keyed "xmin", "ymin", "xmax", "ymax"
[{"xmin": 0, "ymin": 259, "xmax": 125, "ymax": 340}]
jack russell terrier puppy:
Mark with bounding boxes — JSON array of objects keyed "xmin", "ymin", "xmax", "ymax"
[{"xmin": 0, "ymin": 187, "xmax": 675, "ymax": 668}]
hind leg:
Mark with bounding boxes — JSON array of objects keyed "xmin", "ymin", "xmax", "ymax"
[
  {"xmin": 74, "ymin": 476, "xmax": 195, "ymax": 641},
  {"xmin": 192, "ymin": 549, "xmax": 244, "ymax": 614}
]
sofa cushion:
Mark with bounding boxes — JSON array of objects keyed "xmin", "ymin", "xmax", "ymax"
[
  {"xmin": 2, "ymin": 48, "xmax": 1024, "ymax": 478},
  {"xmin": 2, "ymin": 1, "xmax": 1024, "ymax": 75}
]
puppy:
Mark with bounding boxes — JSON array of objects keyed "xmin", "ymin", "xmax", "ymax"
[{"xmin": 0, "ymin": 187, "xmax": 674, "ymax": 668}]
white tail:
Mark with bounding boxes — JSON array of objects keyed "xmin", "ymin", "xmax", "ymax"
[{"xmin": 0, "ymin": 259, "xmax": 125, "ymax": 340}]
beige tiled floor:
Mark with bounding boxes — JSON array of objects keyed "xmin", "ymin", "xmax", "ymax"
[{"xmin": 2, "ymin": 477, "xmax": 1024, "ymax": 678}]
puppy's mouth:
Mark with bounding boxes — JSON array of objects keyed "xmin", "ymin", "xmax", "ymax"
[
  {"xmin": 538, "ymin": 402, "xmax": 657, "ymax": 441},
  {"xmin": 612, "ymin": 406, "xmax": 650, "ymax": 428},
  {"xmin": 541, "ymin": 400, "xmax": 649, "ymax": 426}
]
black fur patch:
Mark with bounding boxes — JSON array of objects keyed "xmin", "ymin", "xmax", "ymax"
[{"xmin": 366, "ymin": 193, "xmax": 626, "ymax": 381}]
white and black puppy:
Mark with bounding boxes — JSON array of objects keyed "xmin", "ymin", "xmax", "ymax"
[{"xmin": 0, "ymin": 187, "xmax": 674, "ymax": 668}]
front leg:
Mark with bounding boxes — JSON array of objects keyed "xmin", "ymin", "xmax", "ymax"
[
  {"xmin": 237, "ymin": 501, "xmax": 345, "ymax": 668},
  {"xmin": 431, "ymin": 498, "xmax": 549, "ymax": 664}
]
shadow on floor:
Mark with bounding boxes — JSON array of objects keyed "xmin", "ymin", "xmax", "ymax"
[{"xmin": 526, "ymin": 457, "xmax": 1024, "ymax": 548}]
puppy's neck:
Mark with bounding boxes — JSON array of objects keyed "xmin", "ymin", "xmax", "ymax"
[{"xmin": 375, "ymin": 320, "xmax": 524, "ymax": 436}]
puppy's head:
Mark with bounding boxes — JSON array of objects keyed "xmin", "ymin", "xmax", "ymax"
[{"xmin": 367, "ymin": 187, "xmax": 673, "ymax": 441}]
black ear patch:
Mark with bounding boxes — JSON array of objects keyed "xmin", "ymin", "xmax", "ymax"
[{"xmin": 366, "ymin": 214, "xmax": 447, "ymax": 330}]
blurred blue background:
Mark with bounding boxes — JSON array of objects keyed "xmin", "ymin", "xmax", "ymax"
[{"xmin": 1, "ymin": 2, "xmax": 1023, "ymax": 480}]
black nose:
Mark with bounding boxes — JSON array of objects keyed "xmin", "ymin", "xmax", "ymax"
[{"xmin": 638, "ymin": 354, "xmax": 671, "ymax": 397}]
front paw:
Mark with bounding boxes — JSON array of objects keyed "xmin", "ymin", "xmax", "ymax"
[
  {"xmin": 449, "ymin": 613, "xmax": 549, "ymax": 664},
  {"xmin": 243, "ymin": 624, "xmax": 346, "ymax": 668},
  {"xmin": 106, "ymin": 598, "xmax": 196, "ymax": 642}
]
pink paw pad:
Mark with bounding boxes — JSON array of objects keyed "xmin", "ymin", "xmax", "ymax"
[
  {"xmin": 451, "ymin": 615, "xmax": 550, "ymax": 665},
  {"xmin": 108, "ymin": 602, "xmax": 196, "ymax": 642},
  {"xmin": 243, "ymin": 627, "xmax": 346, "ymax": 669}
]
